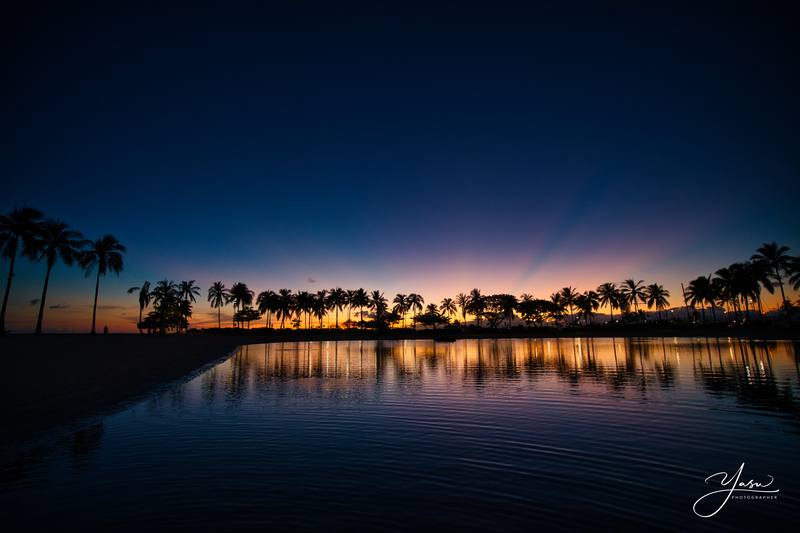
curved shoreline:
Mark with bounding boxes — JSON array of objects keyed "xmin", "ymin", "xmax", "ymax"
[{"xmin": 3, "ymin": 326, "xmax": 798, "ymax": 444}]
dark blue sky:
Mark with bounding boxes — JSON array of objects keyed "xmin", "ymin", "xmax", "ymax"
[{"xmin": 3, "ymin": 3, "xmax": 798, "ymax": 330}]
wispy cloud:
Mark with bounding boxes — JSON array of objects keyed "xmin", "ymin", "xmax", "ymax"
[
  {"xmin": 97, "ymin": 305, "xmax": 124, "ymax": 310},
  {"xmin": 29, "ymin": 299, "xmax": 40, "ymax": 306},
  {"xmin": 49, "ymin": 304, "xmax": 70, "ymax": 309},
  {"xmin": 307, "ymin": 277, "xmax": 317, "ymax": 284}
]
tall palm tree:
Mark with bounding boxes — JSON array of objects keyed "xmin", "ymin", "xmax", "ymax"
[
  {"xmin": 644, "ymin": 283, "xmax": 670, "ymax": 321},
  {"xmin": 314, "ymin": 290, "xmax": 328, "ymax": 328},
  {"xmin": 351, "ymin": 288, "xmax": 369, "ymax": 328},
  {"xmin": 686, "ymin": 275, "xmax": 714, "ymax": 322},
  {"xmin": 713, "ymin": 267, "xmax": 740, "ymax": 321},
  {"xmin": 345, "ymin": 289, "xmax": 357, "ymax": 328},
  {"xmin": 80, "ymin": 235, "xmax": 125, "ymax": 334},
  {"xmin": 128, "ymin": 281, "xmax": 152, "ymax": 333},
  {"xmin": 229, "ymin": 282, "xmax": 254, "ymax": 327},
  {"xmin": 295, "ymin": 290, "xmax": 314, "ymax": 329},
  {"xmin": 256, "ymin": 289, "xmax": 278, "ymax": 328},
  {"xmin": 455, "ymin": 292, "xmax": 469, "ymax": 326},
  {"xmin": 179, "ymin": 280, "xmax": 200, "ymax": 304},
  {"xmin": 392, "ymin": 294, "xmax": 408, "ymax": 327},
  {"xmin": 406, "ymin": 293, "xmax": 424, "ymax": 329},
  {"xmin": 207, "ymin": 281, "xmax": 230, "ymax": 329},
  {"xmin": 369, "ymin": 290, "xmax": 388, "ymax": 319},
  {"xmin": 33, "ymin": 221, "xmax": 86, "ymax": 334},
  {"xmin": 597, "ymin": 282, "xmax": 618, "ymax": 323},
  {"xmin": 751, "ymin": 242, "xmax": 793, "ymax": 312},
  {"xmin": 620, "ymin": 279, "xmax": 646, "ymax": 314},
  {"xmin": 788, "ymin": 256, "xmax": 800, "ymax": 292},
  {"xmin": 0, "ymin": 207, "xmax": 43, "ymax": 334},
  {"xmin": 467, "ymin": 288, "xmax": 485, "ymax": 326},
  {"xmin": 327, "ymin": 287, "xmax": 346, "ymax": 328},
  {"xmin": 440, "ymin": 297, "xmax": 457, "ymax": 321},
  {"xmin": 559, "ymin": 286, "xmax": 578, "ymax": 324},
  {"xmin": 276, "ymin": 288, "xmax": 294, "ymax": 328}
]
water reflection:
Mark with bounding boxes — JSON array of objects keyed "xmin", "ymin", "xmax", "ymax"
[{"xmin": 197, "ymin": 338, "xmax": 798, "ymax": 420}]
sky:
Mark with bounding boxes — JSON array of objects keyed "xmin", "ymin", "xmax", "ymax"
[{"xmin": 3, "ymin": 3, "xmax": 798, "ymax": 332}]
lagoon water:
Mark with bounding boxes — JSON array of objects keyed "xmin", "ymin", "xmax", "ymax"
[{"xmin": 2, "ymin": 338, "xmax": 799, "ymax": 531}]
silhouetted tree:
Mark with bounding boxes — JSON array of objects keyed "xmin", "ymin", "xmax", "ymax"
[
  {"xmin": 207, "ymin": 281, "xmax": 230, "ymax": 329},
  {"xmin": 80, "ymin": 235, "xmax": 125, "ymax": 334},
  {"xmin": 128, "ymin": 281, "xmax": 152, "ymax": 334},
  {"xmin": 644, "ymin": 283, "xmax": 670, "ymax": 320},
  {"xmin": 0, "ymin": 207, "xmax": 43, "ymax": 334},
  {"xmin": 752, "ymin": 242, "xmax": 794, "ymax": 312}
]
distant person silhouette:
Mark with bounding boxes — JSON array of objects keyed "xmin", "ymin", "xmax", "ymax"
[{"xmin": 103, "ymin": 325, "xmax": 108, "ymax": 334}]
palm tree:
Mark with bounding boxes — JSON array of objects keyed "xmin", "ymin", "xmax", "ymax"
[
  {"xmin": 686, "ymin": 275, "xmax": 714, "ymax": 322},
  {"xmin": 369, "ymin": 290, "xmax": 388, "ymax": 320},
  {"xmin": 128, "ymin": 281, "xmax": 152, "ymax": 333},
  {"xmin": 276, "ymin": 289, "xmax": 294, "ymax": 328},
  {"xmin": 313, "ymin": 290, "xmax": 328, "ymax": 328},
  {"xmin": 440, "ymin": 297, "xmax": 457, "ymax": 321},
  {"xmin": 788, "ymin": 256, "xmax": 800, "ymax": 292},
  {"xmin": 351, "ymin": 288, "xmax": 369, "ymax": 328},
  {"xmin": 467, "ymin": 288, "xmax": 485, "ymax": 326},
  {"xmin": 392, "ymin": 293, "xmax": 408, "ymax": 327},
  {"xmin": 620, "ymin": 279, "xmax": 646, "ymax": 314},
  {"xmin": 644, "ymin": 283, "xmax": 670, "ymax": 321},
  {"xmin": 497, "ymin": 294, "xmax": 518, "ymax": 327},
  {"xmin": 229, "ymin": 282, "xmax": 254, "ymax": 327},
  {"xmin": 406, "ymin": 293, "xmax": 424, "ymax": 329},
  {"xmin": 256, "ymin": 289, "xmax": 278, "ymax": 328},
  {"xmin": 549, "ymin": 292, "xmax": 566, "ymax": 326},
  {"xmin": 0, "ymin": 207, "xmax": 43, "ymax": 334},
  {"xmin": 295, "ymin": 290, "xmax": 314, "ymax": 329},
  {"xmin": 327, "ymin": 287, "xmax": 346, "ymax": 328},
  {"xmin": 559, "ymin": 286, "xmax": 578, "ymax": 324},
  {"xmin": 179, "ymin": 280, "xmax": 200, "ymax": 304},
  {"xmin": 80, "ymin": 235, "xmax": 125, "ymax": 334},
  {"xmin": 207, "ymin": 281, "xmax": 230, "ymax": 329},
  {"xmin": 751, "ymin": 242, "xmax": 793, "ymax": 312},
  {"xmin": 345, "ymin": 289, "xmax": 357, "ymax": 328},
  {"xmin": 32, "ymin": 221, "xmax": 86, "ymax": 334},
  {"xmin": 597, "ymin": 282, "xmax": 618, "ymax": 323},
  {"xmin": 455, "ymin": 292, "xmax": 469, "ymax": 326}
]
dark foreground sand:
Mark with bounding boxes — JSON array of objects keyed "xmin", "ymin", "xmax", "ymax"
[{"xmin": 3, "ymin": 325, "xmax": 798, "ymax": 444}]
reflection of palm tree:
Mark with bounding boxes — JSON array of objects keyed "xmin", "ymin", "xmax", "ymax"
[
  {"xmin": 0, "ymin": 207, "xmax": 43, "ymax": 334},
  {"xmin": 440, "ymin": 297, "xmax": 457, "ymax": 321},
  {"xmin": 80, "ymin": 235, "xmax": 126, "ymax": 334},
  {"xmin": 456, "ymin": 292, "xmax": 469, "ymax": 326},
  {"xmin": 33, "ymin": 221, "xmax": 85, "ymax": 334},
  {"xmin": 751, "ymin": 242, "xmax": 793, "ymax": 312},
  {"xmin": 207, "ymin": 281, "xmax": 229, "ymax": 329},
  {"xmin": 620, "ymin": 279, "xmax": 646, "ymax": 313},
  {"xmin": 128, "ymin": 281, "xmax": 152, "ymax": 333},
  {"xmin": 644, "ymin": 283, "xmax": 670, "ymax": 320},
  {"xmin": 597, "ymin": 282, "xmax": 618, "ymax": 323}
]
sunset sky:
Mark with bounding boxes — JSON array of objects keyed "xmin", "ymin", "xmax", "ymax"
[{"xmin": 3, "ymin": 4, "xmax": 798, "ymax": 332}]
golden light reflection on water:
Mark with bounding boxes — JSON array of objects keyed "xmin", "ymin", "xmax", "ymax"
[{"xmin": 201, "ymin": 338, "xmax": 799, "ymax": 406}]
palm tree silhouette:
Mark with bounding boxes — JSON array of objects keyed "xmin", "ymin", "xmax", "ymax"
[
  {"xmin": 345, "ymin": 289, "xmax": 357, "ymax": 328},
  {"xmin": 392, "ymin": 294, "xmax": 408, "ymax": 327},
  {"xmin": 276, "ymin": 288, "xmax": 294, "ymax": 328},
  {"xmin": 369, "ymin": 290, "xmax": 388, "ymax": 319},
  {"xmin": 314, "ymin": 290, "xmax": 328, "ymax": 328},
  {"xmin": 128, "ymin": 281, "xmax": 152, "ymax": 333},
  {"xmin": 596, "ymin": 282, "xmax": 619, "ymax": 323},
  {"xmin": 179, "ymin": 280, "xmax": 200, "ymax": 304},
  {"xmin": 440, "ymin": 297, "xmax": 457, "ymax": 322},
  {"xmin": 32, "ymin": 221, "xmax": 85, "ymax": 334},
  {"xmin": 207, "ymin": 281, "xmax": 230, "ymax": 329},
  {"xmin": 559, "ymin": 286, "xmax": 578, "ymax": 325},
  {"xmin": 229, "ymin": 282, "xmax": 254, "ymax": 327},
  {"xmin": 620, "ymin": 279, "xmax": 646, "ymax": 314},
  {"xmin": 752, "ymin": 242, "xmax": 793, "ymax": 312},
  {"xmin": 256, "ymin": 289, "xmax": 278, "ymax": 328},
  {"xmin": 467, "ymin": 288, "xmax": 484, "ymax": 326},
  {"xmin": 327, "ymin": 287, "xmax": 346, "ymax": 328},
  {"xmin": 644, "ymin": 283, "xmax": 670, "ymax": 321},
  {"xmin": 351, "ymin": 288, "xmax": 369, "ymax": 328},
  {"xmin": 80, "ymin": 235, "xmax": 125, "ymax": 334},
  {"xmin": 406, "ymin": 293, "xmax": 424, "ymax": 329},
  {"xmin": 686, "ymin": 275, "xmax": 714, "ymax": 322},
  {"xmin": 0, "ymin": 207, "xmax": 43, "ymax": 334},
  {"xmin": 455, "ymin": 292, "xmax": 469, "ymax": 326}
]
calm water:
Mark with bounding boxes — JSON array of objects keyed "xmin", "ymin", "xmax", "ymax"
[{"xmin": 2, "ymin": 338, "xmax": 799, "ymax": 531}]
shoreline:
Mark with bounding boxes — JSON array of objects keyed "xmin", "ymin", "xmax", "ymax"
[{"xmin": 3, "ymin": 325, "xmax": 798, "ymax": 445}]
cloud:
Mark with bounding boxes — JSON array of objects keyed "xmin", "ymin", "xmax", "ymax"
[
  {"xmin": 307, "ymin": 277, "xmax": 317, "ymax": 284},
  {"xmin": 97, "ymin": 305, "xmax": 124, "ymax": 310},
  {"xmin": 49, "ymin": 304, "xmax": 70, "ymax": 309},
  {"xmin": 29, "ymin": 299, "xmax": 40, "ymax": 306}
]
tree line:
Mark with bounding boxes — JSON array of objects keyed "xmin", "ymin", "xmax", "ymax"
[
  {"xmin": 125, "ymin": 242, "xmax": 797, "ymax": 334},
  {"xmin": 1, "ymin": 207, "xmax": 125, "ymax": 334}
]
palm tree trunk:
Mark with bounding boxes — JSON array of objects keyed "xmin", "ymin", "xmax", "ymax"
[
  {"xmin": 138, "ymin": 307, "xmax": 143, "ymax": 334},
  {"xmin": 335, "ymin": 308, "xmax": 338, "ymax": 329},
  {"xmin": 35, "ymin": 263, "xmax": 53, "ymax": 334},
  {"xmin": 218, "ymin": 307, "xmax": 221, "ymax": 329},
  {"xmin": 90, "ymin": 268, "xmax": 101, "ymax": 334},
  {"xmin": 0, "ymin": 243, "xmax": 17, "ymax": 335},
  {"xmin": 775, "ymin": 268, "xmax": 788, "ymax": 310}
]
